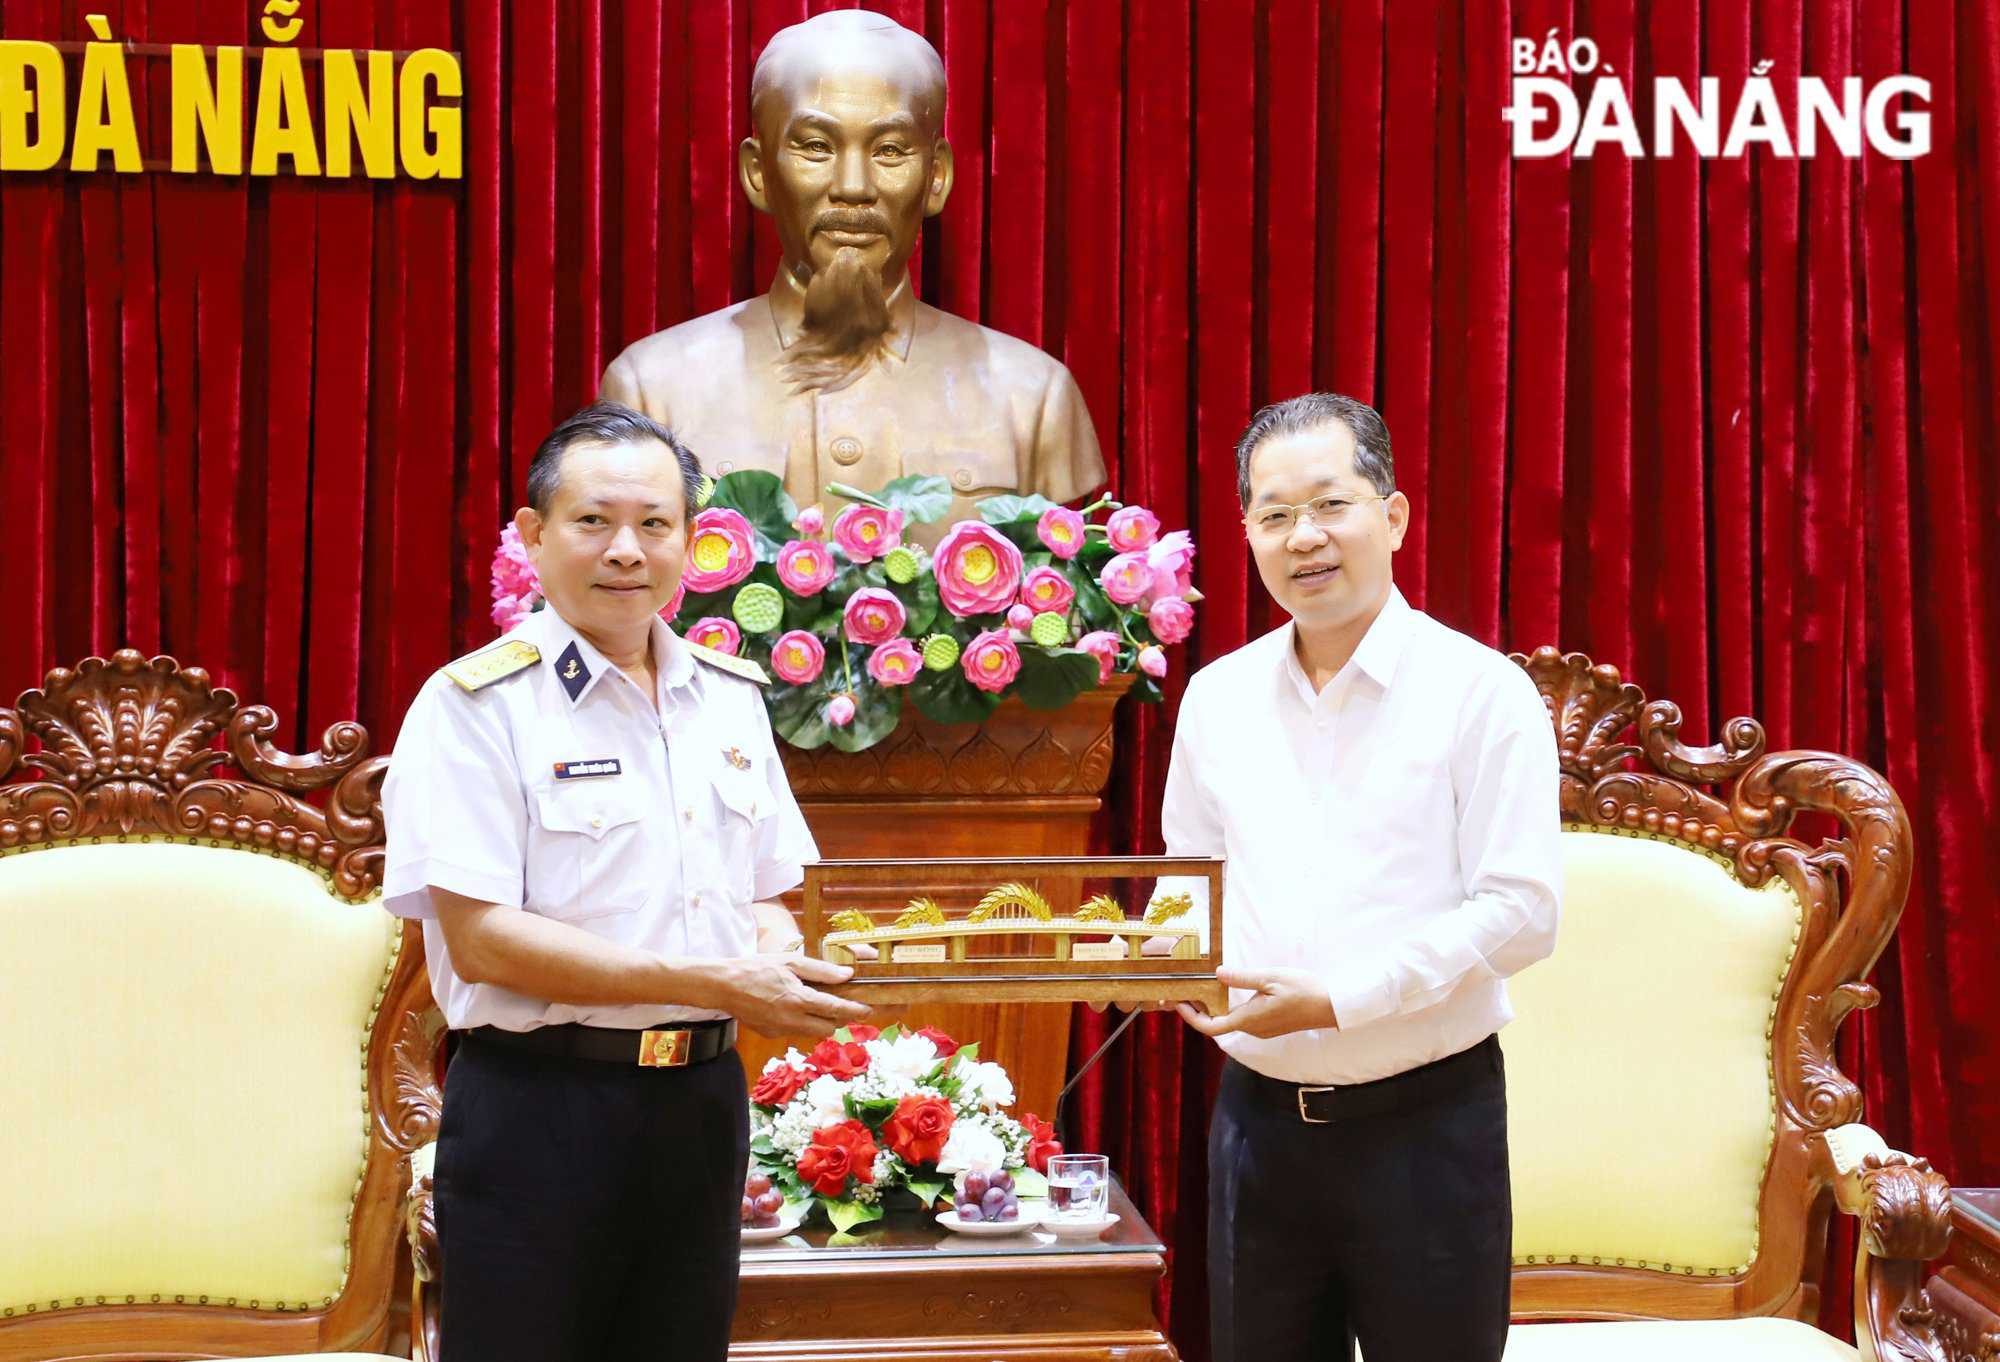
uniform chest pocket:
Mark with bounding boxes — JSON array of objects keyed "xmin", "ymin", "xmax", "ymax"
[
  {"xmin": 711, "ymin": 763, "xmax": 777, "ymax": 902},
  {"xmin": 528, "ymin": 783, "xmax": 651, "ymax": 921}
]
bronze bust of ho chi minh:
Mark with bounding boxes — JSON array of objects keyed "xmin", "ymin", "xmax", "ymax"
[{"xmin": 600, "ymin": 9, "xmax": 1107, "ymax": 536}]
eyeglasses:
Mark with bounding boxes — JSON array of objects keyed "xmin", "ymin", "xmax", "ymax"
[{"xmin": 1242, "ymin": 494, "xmax": 1388, "ymax": 538}]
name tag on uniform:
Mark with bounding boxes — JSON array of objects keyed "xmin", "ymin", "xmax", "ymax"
[{"xmin": 553, "ymin": 758, "xmax": 622, "ymax": 780}]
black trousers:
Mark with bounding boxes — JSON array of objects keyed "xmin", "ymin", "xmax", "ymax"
[
  {"xmin": 434, "ymin": 1030, "xmax": 750, "ymax": 1362},
  {"xmin": 1208, "ymin": 1040, "xmax": 1512, "ymax": 1362}
]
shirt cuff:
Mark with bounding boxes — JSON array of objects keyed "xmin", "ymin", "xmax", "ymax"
[
  {"xmin": 383, "ymin": 858, "xmax": 523, "ymax": 919},
  {"xmin": 1323, "ymin": 957, "xmax": 1399, "ymax": 1030}
]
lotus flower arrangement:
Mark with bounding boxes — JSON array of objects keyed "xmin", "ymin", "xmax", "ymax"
[
  {"xmin": 748, "ymin": 1022, "xmax": 1060, "ymax": 1232},
  {"xmin": 489, "ymin": 472, "xmax": 1198, "ymax": 752}
]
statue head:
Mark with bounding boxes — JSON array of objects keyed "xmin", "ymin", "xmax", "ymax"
[{"xmin": 739, "ymin": 11, "xmax": 955, "ymax": 390}]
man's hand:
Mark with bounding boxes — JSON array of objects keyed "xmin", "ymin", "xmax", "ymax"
[
  {"xmin": 1176, "ymin": 966, "xmax": 1339, "ymax": 1040},
  {"xmin": 716, "ymin": 953, "xmax": 874, "ymax": 1038}
]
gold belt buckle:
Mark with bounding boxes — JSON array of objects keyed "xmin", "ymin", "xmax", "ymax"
[{"xmin": 638, "ymin": 1028, "xmax": 691, "ymax": 1067}]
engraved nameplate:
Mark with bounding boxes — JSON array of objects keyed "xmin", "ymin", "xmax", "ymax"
[{"xmin": 893, "ymin": 943, "xmax": 948, "ymax": 963}]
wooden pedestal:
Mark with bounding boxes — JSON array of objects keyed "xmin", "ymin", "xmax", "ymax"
[
  {"xmin": 730, "ymin": 1179, "xmax": 1177, "ymax": 1361},
  {"xmin": 742, "ymin": 677, "xmax": 1135, "ymax": 1118}
]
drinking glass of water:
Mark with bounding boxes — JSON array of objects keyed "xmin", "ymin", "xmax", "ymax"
[{"xmin": 1046, "ymin": 1154, "xmax": 1110, "ymax": 1222}]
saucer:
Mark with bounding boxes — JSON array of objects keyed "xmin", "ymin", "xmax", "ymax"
[
  {"xmin": 936, "ymin": 1206, "xmax": 1043, "ymax": 1236},
  {"xmin": 741, "ymin": 1214, "xmax": 804, "ymax": 1242},
  {"xmin": 1042, "ymin": 1212, "xmax": 1120, "ymax": 1238}
]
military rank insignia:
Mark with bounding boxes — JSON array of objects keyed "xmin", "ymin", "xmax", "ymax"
[
  {"xmin": 442, "ymin": 639, "xmax": 541, "ymax": 692},
  {"xmin": 723, "ymin": 747, "xmax": 751, "ymax": 770}
]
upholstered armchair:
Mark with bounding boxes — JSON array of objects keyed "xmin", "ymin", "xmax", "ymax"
[
  {"xmin": 0, "ymin": 652, "xmax": 442, "ymax": 1361},
  {"xmin": 1496, "ymin": 651, "xmax": 1951, "ymax": 1361}
]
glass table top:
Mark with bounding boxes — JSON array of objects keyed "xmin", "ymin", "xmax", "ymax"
[
  {"xmin": 740, "ymin": 1177, "xmax": 1163, "ymax": 1263},
  {"xmin": 1955, "ymin": 1188, "xmax": 2000, "ymax": 1237}
]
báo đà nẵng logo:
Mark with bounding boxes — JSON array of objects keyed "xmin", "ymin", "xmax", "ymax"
[
  {"xmin": 1502, "ymin": 29, "xmax": 1931, "ymax": 160},
  {"xmin": 0, "ymin": 5, "xmax": 461, "ymax": 178}
]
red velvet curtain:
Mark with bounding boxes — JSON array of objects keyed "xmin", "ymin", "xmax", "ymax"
[{"xmin": 3, "ymin": 2, "xmax": 1997, "ymax": 1354}]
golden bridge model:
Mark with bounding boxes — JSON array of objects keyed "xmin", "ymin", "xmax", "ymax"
[{"xmin": 801, "ymin": 855, "xmax": 1226, "ymax": 1012}]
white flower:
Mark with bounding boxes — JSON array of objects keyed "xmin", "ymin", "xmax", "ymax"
[
  {"xmin": 802, "ymin": 1073, "xmax": 851, "ymax": 1128},
  {"xmin": 954, "ymin": 1060, "xmax": 1015, "ymax": 1111},
  {"xmin": 935, "ymin": 1123, "xmax": 1007, "ymax": 1177},
  {"xmin": 867, "ymin": 1032, "xmax": 940, "ymax": 1084},
  {"xmin": 761, "ymin": 1049, "xmax": 808, "ymax": 1077}
]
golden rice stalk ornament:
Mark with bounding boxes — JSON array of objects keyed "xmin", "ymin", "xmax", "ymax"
[
  {"xmin": 828, "ymin": 909, "xmax": 875, "ymax": 934},
  {"xmin": 1073, "ymin": 894, "xmax": 1126, "ymax": 924},
  {"xmin": 894, "ymin": 897, "xmax": 948, "ymax": 928},
  {"xmin": 1144, "ymin": 892, "xmax": 1193, "ymax": 926},
  {"xmin": 969, "ymin": 881, "xmax": 1054, "ymax": 923}
]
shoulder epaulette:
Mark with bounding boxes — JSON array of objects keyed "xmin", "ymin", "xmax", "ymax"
[
  {"xmin": 686, "ymin": 640, "xmax": 770, "ymax": 686},
  {"xmin": 442, "ymin": 638, "xmax": 542, "ymax": 692}
]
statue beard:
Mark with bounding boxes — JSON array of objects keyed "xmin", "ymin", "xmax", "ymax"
[{"xmin": 785, "ymin": 210, "xmax": 897, "ymax": 395}]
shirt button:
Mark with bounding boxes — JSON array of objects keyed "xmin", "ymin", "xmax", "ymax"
[
  {"xmin": 590, "ymin": 814, "xmax": 604, "ymax": 829},
  {"xmin": 829, "ymin": 436, "xmax": 864, "ymax": 465},
  {"xmin": 684, "ymin": 806, "xmax": 694, "ymax": 822},
  {"xmin": 692, "ymin": 892, "xmax": 703, "ymax": 907}
]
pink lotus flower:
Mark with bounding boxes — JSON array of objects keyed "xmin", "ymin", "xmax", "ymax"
[
  {"xmin": 866, "ymin": 639, "xmax": 922, "ymax": 686},
  {"xmin": 659, "ymin": 577, "xmax": 687, "ymax": 622},
  {"xmin": 682, "ymin": 508, "xmax": 756, "ymax": 593},
  {"xmin": 828, "ymin": 693, "xmax": 857, "ymax": 726},
  {"xmin": 771, "ymin": 630, "xmax": 826, "ymax": 684},
  {"xmin": 1037, "ymin": 506, "xmax": 1086, "ymax": 560},
  {"xmin": 1138, "ymin": 645, "xmax": 1168, "ymax": 678},
  {"xmin": 1148, "ymin": 597, "xmax": 1194, "ymax": 644},
  {"xmin": 1107, "ymin": 506, "xmax": 1160, "ymax": 552},
  {"xmin": 1099, "ymin": 551, "xmax": 1153, "ymax": 606},
  {"xmin": 777, "ymin": 539, "xmax": 837, "ymax": 594},
  {"xmin": 962, "ymin": 630, "xmax": 1022, "ymax": 693},
  {"xmin": 1020, "ymin": 566, "xmax": 1075, "ymax": 615},
  {"xmin": 843, "ymin": 588, "xmax": 907, "ymax": 645},
  {"xmin": 1146, "ymin": 530, "xmax": 1196, "ymax": 602},
  {"xmin": 794, "ymin": 505, "xmax": 826, "ymax": 536},
  {"xmin": 932, "ymin": 521, "xmax": 1025, "ymax": 616},
  {"xmin": 1077, "ymin": 631, "xmax": 1122, "ymax": 683},
  {"xmin": 490, "ymin": 523, "xmax": 541, "ymax": 628},
  {"xmin": 687, "ymin": 617, "xmax": 742, "ymax": 654},
  {"xmin": 1007, "ymin": 603, "xmax": 1035, "ymax": 631},
  {"xmin": 833, "ymin": 504, "xmax": 905, "ymax": 562}
]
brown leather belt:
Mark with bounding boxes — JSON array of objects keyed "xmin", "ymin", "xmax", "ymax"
[
  {"xmin": 465, "ymin": 1019, "xmax": 738, "ymax": 1068},
  {"xmin": 1238, "ymin": 1034, "xmax": 1501, "ymax": 1124}
]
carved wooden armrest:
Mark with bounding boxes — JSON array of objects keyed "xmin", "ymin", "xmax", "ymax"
[
  {"xmin": 1819, "ymin": 1124, "xmax": 1953, "ymax": 1362},
  {"xmin": 406, "ymin": 1142, "xmax": 440, "ymax": 1362}
]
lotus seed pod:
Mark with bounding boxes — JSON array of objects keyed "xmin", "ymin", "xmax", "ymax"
[
  {"xmin": 731, "ymin": 583, "xmax": 785, "ymax": 634},
  {"xmin": 922, "ymin": 634, "xmax": 961, "ymax": 671},
  {"xmin": 884, "ymin": 545, "xmax": 922, "ymax": 584},
  {"xmin": 1028, "ymin": 612, "xmax": 1069, "ymax": 648}
]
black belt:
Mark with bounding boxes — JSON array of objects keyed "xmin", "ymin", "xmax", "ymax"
[
  {"xmin": 1237, "ymin": 1034, "xmax": 1501, "ymax": 1124},
  {"xmin": 465, "ymin": 1019, "xmax": 738, "ymax": 1068}
]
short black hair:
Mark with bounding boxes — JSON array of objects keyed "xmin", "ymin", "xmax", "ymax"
[
  {"xmin": 1234, "ymin": 393, "xmax": 1395, "ymax": 506},
  {"xmin": 525, "ymin": 400, "xmax": 704, "ymax": 520}
]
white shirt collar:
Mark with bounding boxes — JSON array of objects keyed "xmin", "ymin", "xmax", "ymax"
[
  {"xmin": 520, "ymin": 606, "xmax": 697, "ymax": 704},
  {"xmin": 1277, "ymin": 586, "xmax": 1417, "ymax": 703}
]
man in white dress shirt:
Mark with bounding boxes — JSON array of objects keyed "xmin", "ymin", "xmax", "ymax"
[
  {"xmin": 1166, "ymin": 394, "xmax": 1562, "ymax": 1361},
  {"xmin": 382, "ymin": 401, "xmax": 871, "ymax": 1361}
]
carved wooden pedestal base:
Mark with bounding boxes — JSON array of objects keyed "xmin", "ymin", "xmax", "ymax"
[{"xmin": 730, "ymin": 1181, "xmax": 1177, "ymax": 1362}]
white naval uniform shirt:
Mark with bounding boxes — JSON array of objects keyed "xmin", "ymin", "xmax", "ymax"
[
  {"xmin": 382, "ymin": 607, "xmax": 818, "ymax": 1032},
  {"xmin": 1161, "ymin": 588, "xmax": 1562, "ymax": 1085}
]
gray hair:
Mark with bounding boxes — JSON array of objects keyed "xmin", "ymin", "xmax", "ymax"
[
  {"xmin": 1234, "ymin": 393, "xmax": 1395, "ymax": 506},
  {"xmin": 526, "ymin": 400, "xmax": 704, "ymax": 520}
]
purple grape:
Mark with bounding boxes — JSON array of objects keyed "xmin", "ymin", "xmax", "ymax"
[
  {"xmin": 990, "ymin": 1170, "xmax": 1013, "ymax": 1193},
  {"xmin": 741, "ymin": 1197, "xmax": 755, "ymax": 1222},
  {"xmin": 962, "ymin": 1172, "xmax": 989, "ymax": 1201},
  {"xmin": 981, "ymin": 1187, "xmax": 1008, "ymax": 1214},
  {"xmin": 957, "ymin": 1202, "xmax": 983, "ymax": 1222},
  {"xmin": 995, "ymin": 1201, "xmax": 1020, "ymax": 1221},
  {"xmin": 755, "ymin": 1190, "xmax": 783, "ymax": 1215}
]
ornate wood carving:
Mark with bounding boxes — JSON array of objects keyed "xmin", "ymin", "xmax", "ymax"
[
  {"xmin": 921, "ymin": 1289, "xmax": 1075, "ymax": 1324},
  {"xmin": 0, "ymin": 651, "xmax": 387, "ymax": 898},
  {"xmin": 0, "ymin": 652, "xmax": 434, "ymax": 1361},
  {"xmin": 780, "ymin": 674, "xmax": 1131, "ymax": 797},
  {"xmin": 1508, "ymin": 649, "xmax": 1928, "ymax": 1353}
]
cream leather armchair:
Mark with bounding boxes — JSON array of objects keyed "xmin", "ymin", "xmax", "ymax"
[
  {"xmin": 0, "ymin": 652, "xmax": 442, "ymax": 1361},
  {"xmin": 1493, "ymin": 651, "xmax": 1950, "ymax": 1361}
]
